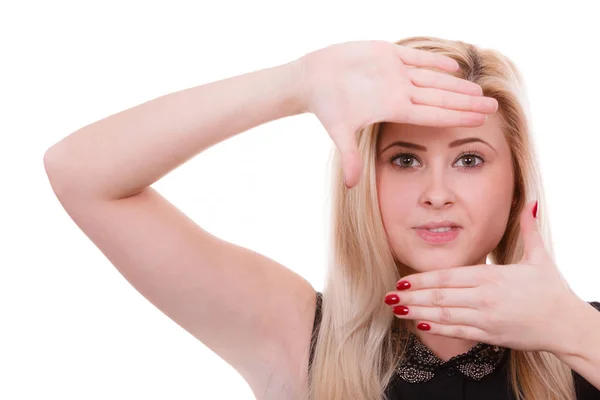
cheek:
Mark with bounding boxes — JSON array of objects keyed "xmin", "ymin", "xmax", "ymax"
[
  {"xmin": 464, "ymin": 163, "xmax": 513, "ymax": 204},
  {"xmin": 465, "ymin": 169, "xmax": 513, "ymax": 238},
  {"xmin": 378, "ymin": 178, "xmax": 418, "ymax": 224}
]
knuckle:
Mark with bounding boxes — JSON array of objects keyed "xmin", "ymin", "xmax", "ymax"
[
  {"xmin": 482, "ymin": 295, "xmax": 498, "ymax": 309},
  {"xmin": 440, "ymin": 307, "xmax": 452, "ymax": 324},
  {"xmin": 481, "ymin": 314, "xmax": 495, "ymax": 330},
  {"xmin": 477, "ymin": 290, "xmax": 493, "ymax": 307},
  {"xmin": 432, "ymin": 289, "xmax": 445, "ymax": 306},
  {"xmin": 438, "ymin": 269, "xmax": 453, "ymax": 286},
  {"xmin": 485, "ymin": 270, "xmax": 503, "ymax": 286},
  {"xmin": 479, "ymin": 295, "xmax": 491, "ymax": 308},
  {"xmin": 454, "ymin": 326, "xmax": 468, "ymax": 339}
]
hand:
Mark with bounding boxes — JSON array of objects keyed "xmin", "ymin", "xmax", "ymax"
[
  {"xmin": 384, "ymin": 200, "xmax": 583, "ymax": 354},
  {"xmin": 291, "ymin": 40, "xmax": 499, "ymax": 188}
]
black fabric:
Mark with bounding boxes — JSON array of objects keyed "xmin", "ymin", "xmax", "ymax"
[
  {"xmin": 392, "ymin": 329, "xmax": 508, "ymax": 383},
  {"xmin": 573, "ymin": 301, "xmax": 600, "ymax": 400},
  {"xmin": 308, "ymin": 291, "xmax": 600, "ymax": 399},
  {"xmin": 308, "ymin": 291, "xmax": 322, "ymax": 372}
]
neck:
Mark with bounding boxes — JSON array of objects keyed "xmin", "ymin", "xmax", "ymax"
[{"xmin": 408, "ymin": 322, "xmax": 480, "ymax": 362}]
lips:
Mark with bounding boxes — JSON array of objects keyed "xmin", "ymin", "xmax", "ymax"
[
  {"xmin": 414, "ymin": 226, "xmax": 461, "ymax": 244},
  {"xmin": 412, "ymin": 220, "xmax": 462, "ymax": 244},
  {"xmin": 413, "ymin": 220, "xmax": 461, "ymax": 230}
]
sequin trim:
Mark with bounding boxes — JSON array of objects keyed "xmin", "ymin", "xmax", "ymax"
[{"xmin": 394, "ymin": 329, "xmax": 507, "ymax": 383}]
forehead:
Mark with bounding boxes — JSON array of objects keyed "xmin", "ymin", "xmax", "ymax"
[{"xmin": 378, "ymin": 112, "xmax": 505, "ymax": 149}]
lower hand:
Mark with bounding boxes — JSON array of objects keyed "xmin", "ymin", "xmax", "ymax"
[{"xmin": 384, "ymin": 200, "xmax": 583, "ymax": 355}]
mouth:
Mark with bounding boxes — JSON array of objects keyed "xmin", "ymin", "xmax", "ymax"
[
  {"xmin": 420, "ymin": 226, "xmax": 455, "ymax": 233},
  {"xmin": 412, "ymin": 226, "xmax": 461, "ymax": 244}
]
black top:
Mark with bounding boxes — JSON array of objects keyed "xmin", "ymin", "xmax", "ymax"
[{"xmin": 309, "ymin": 291, "xmax": 600, "ymax": 399}]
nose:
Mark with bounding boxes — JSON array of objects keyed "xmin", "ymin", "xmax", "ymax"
[{"xmin": 419, "ymin": 166, "xmax": 456, "ymax": 209}]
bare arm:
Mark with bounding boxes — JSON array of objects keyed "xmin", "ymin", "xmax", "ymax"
[
  {"xmin": 555, "ymin": 301, "xmax": 600, "ymax": 392},
  {"xmin": 44, "ymin": 61, "xmax": 305, "ymax": 200},
  {"xmin": 43, "ymin": 59, "xmax": 318, "ymax": 396}
]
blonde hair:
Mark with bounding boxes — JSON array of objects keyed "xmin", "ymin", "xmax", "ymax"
[{"xmin": 305, "ymin": 36, "xmax": 575, "ymax": 400}]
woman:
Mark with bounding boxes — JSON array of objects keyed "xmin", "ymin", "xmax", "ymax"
[{"xmin": 44, "ymin": 36, "xmax": 600, "ymax": 400}]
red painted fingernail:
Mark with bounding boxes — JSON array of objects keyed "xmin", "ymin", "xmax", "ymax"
[
  {"xmin": 396, "ymin": 281, "xmax": 411, "ymax": 291},
  {"xmin": 393, "ymin": 306, "xmax": 409, "ymax": 315},
  {"xmin": 384, "ymin": 294, "xmax": 400, "ymax": 305},
  {"xmin": 417, "ymin": 323, "xmax": 430, "ymax": 331},
  {"xmin": 533, "ymin": 200, "xmax": 538, "ymax": 219}
]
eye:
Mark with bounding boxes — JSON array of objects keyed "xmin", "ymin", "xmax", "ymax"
[
  {"xmin": 388, "ymin": 150, "xmax": 486, "ymax": 170},
  {"xmin": 389, "ymin": 153, "xmax": 421, "ymax": 168},
  {"xmin": 454, "ymin": 153, "xmax": 485, "ymax": 168}
]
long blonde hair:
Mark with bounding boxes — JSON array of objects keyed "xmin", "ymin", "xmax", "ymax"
[{"xmin": 305, "ymin": 36, "xmax": 575, "ymax": 400}]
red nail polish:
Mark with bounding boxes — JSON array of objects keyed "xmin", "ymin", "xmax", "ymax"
[
  {"xmin": 384, "ymin": 294, "xmax": 400, "ymax": 305},
  {"xmin": 396, "ymin": 281, "xmax": 411, "ymax": 291},
  {"xmin": 393, "ymin": 306, "xmax": 409, "ymax": 315},
  {"xmin": 417, "ymin": 323, "xmax": 430, "ymax": 331},
  {"xmin": 533, "ymin": 200, "xmax": 538, "ymax": 218}
]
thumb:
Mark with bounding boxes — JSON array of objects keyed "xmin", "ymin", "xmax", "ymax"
[
  {"xmin": 520, "ymin": 200, "xmax": 546, "ymax": 264},
  {"xmin": 330, "ymin": 126, "xmax": 363, "ymax": 189}
]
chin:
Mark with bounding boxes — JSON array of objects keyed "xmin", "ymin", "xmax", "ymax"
[{"xmin": 402, "ymin": 253, "xmax": 475, "ymax": 272}]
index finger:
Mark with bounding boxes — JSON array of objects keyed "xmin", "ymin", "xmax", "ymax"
[
  {"xmin": 396, "ymin": 45, "xmax": 460, "ymax": 73},
  {"xmin": 396, "ymin": 264, "xmax": 489, "ymax": 290}
]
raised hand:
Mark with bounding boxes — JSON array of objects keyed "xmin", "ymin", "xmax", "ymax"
[{"xmin": 292, "ymin": 40, "xmax": 499, "ymax": 188}]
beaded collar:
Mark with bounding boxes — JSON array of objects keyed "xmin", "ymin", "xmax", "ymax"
[{"xmin": 393, "ymin": 329, "xmax": 508, "ymax": 383}]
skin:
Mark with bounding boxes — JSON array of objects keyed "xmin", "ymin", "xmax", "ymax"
[{"xmin": 375, "ymin": 112, "xmax": 515, "ymax": 360}]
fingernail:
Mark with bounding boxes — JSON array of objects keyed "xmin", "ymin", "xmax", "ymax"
[
  {"xmin": 384, "ymin": 294, "xmax": 400, "ymax": 305},
  {"xmin": 533, "ymin": 200, "xmax": 538, "ymax": 219},
  {"xmin": 396, "ymin": 281, "xmax": 411, "ymax": 291},
  {"xmin": 417, "ymin": 323, "xmax": 430, "ymax": 331},
  {"xmin": 393, "ymin": 306, "xmax": 409, "ymax": 315}
]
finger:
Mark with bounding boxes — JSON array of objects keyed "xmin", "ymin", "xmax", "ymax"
[
  {"xmin": 408, "ymin": 67, "xmax": 483, "ymax": 96},
  {"xmin": 392, "ymin": 304, "xmax": 480, "ymax": 327},
  {"xmin": 328, "ymin": 125, "xmax": 363, "ymax": 188},
  {"xmin": 404, "ymin": 104, "xmax": 487, "ymax": 127},
  {"xmin": 410, "ymin": 87, "xmax": 499, "ymax": 114},
  {"xmin": 388, "ymin": 287, "xmax": 480, "ymax": 308},
  {"xmin": 397, "ymin": 265, "xmax": 488, "ymax": 291},
  {"xmin": 413, "ymin": 321, "xmax": 488, "ymax": 342},
  {"xmin": 396, "ymin": 45, "xmax": 460, "ymax": 72}
]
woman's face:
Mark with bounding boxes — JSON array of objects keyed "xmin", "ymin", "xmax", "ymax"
[{"xmin": 376, "ymin": 112, "xmax": 514, "ymax": 273}]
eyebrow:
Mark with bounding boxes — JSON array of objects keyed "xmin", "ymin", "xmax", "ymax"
[{"xmin": 379, "ymin": 137, "xmax": 498, "ymax": 155}]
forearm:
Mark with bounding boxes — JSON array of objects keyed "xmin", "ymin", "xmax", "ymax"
[
  {"xmin": 555, "ymin": 300, "xmax": 600, "ymax": 391},
  {"xmin": 44, "ymin": 61, "xmax": 306, "ymax": 201}
]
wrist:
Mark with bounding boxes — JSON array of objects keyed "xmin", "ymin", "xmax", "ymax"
[
  {"xmin": 554, "ymin": 298, "xmax": 597, "ymax": 359},
  {"xmin": 283, "ymin": 57, "xmax": 310, "ymax": 116}
]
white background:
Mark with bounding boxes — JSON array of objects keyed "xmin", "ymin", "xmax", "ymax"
[{"xmin": 2, "ymin": 0, "xmax": 599, "ymax": 399}]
